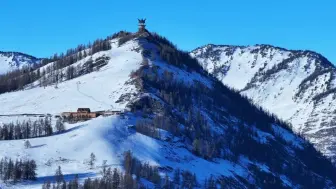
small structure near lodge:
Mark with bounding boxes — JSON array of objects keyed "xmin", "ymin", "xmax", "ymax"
[{"xmin": 61, "ymin": 108, "xmax": 123, "ymax": 122}]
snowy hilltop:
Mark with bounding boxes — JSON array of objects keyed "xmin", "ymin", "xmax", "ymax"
[
  {"xmin": 0, "ymin": 31, "xmax": 336, "ymax": 189},
  {"xmin": 0, "ymin": 51, "xmax": 41, "ymax": 74}
]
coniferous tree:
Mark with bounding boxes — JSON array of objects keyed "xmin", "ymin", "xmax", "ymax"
[
  {"xmin": 124, "ymin": 150, "xmax": 133, "ymax": 174},
  {"xmin": 28, "ymin": 160, "xmax": 37, "ymax": 180},
  {"xmin": 206, "ymin": 175, "xmax": 216, "ymax": 189},
  {"xmin": 61, "ymin": 180, "xmax": 67, "ymax": 189},
  {"xmin": 174, "ymin": 168, "xmax": 180, "ymax": 186},
  {"xmin": 163, "ymin": 173, "xmax": 172, "ymax": 189},
  {"xmin": 100, "ymin": 160, "xmax": 108, "ymax": 177},
  {"xmin": 89, "ymin": 153, "xmax": 96, "ymax": 169},
  {"xmin": 54, "ymin": 166, "xmax": 64, "ymax": 184},
  {"xmin": 112, "ymin": 168, "xmax": 120, "ymax": 189},
  {"xmin": 55, "ymin": 118, "xmax": 65, "ymax": 133},
  {"xmin": 24, "ymin": 140, "xmax": 31, "ymax": 149}
]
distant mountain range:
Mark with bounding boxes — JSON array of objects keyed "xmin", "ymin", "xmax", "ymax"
[
  {"xmin": 191, "ymin": 44, "xmax": 336, "ymax": 161},
  {"xmin": 0, "ymin": 51, "xmax": 41, "ymax": 74}
]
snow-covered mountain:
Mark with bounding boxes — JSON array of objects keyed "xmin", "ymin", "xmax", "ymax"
[
  {"xmin": 0, "ymin": 51, "xmax": 41, "ymax": 74},
  {"xmin": 191, "ymin": 44, "xmax": 336, "ymax": 161},
  {"xmin": 1, "ymin": 34, "xmax": 336, "ymax": 188}
]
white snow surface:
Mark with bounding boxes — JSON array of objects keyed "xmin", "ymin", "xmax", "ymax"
[{"xmin": 0, "ymin": 115, "xmax": 249, "ymax": 189}]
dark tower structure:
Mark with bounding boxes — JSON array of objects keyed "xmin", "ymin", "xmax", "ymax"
[{"xmin": 138, "ymin": 19, "xmax": 146, "ymax": 33}]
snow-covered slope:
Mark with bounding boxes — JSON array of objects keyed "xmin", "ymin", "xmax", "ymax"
[
  {"xmin": 1, "ymin": 36, "xmax": 336, "ymax": 188},
  {"xmin": 191, "ymin": 44, "xmax": 336, "ymax": 160},
  {"xmin": 0, "ymin": 52, "xmax": 41, "ymax": 74},
  {"xmin": 0, "ymin": 115, "xmax": 253, "ymax": 189},
  {"xmin": 0, "ymin": 41, "xmax": 140, "ymax": 115}
]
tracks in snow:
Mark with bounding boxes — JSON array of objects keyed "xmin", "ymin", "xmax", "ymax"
[{"xmin": 76, "ymin": 81, "xmax": 114, "ymax": 110}]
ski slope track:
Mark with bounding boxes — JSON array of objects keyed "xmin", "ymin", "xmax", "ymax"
[
  {"xmin": 191, "ymin": 44, "xmax": 336, "ymax": 161},
  {"xmin": 0, "ymin": 41, "xmax": 140, "ymax": 115},
  {"xmin": 0, "ymin": 37, "xmax": 336, "ymax": 188}
]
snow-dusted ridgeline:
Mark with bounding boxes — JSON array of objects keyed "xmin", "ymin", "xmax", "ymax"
[
  {"xmin": 191, "ymin": 44, "xmax": 336, "ymax": 160},
  {"xmin": 0, "ymin": 52, "xmax": 41, "ymax": 74}
]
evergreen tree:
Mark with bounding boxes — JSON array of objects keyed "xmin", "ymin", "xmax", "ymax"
[
  {"xmin": 100, "ymin": 160, "xmax": 108, "ymax": 177},
  {"xmin": 206, "ymin": 175, "xmax": 216, "ymax": 189},
  {"xmin": 61, "ymin": 180, "xmax": 67, "ymax": 189},
  {"xmin": 174, "ymin": 168, "xmax": 180, "ymax": 185},
  {"xmin": 55, "ymin": 166, "xmax": 64, "ymax": 184},
  {"xmin": 124, "ymin": 150, "xmax": 133, "ymax": 174},
  {"xmin": 28, "ymin": 160, "xmax": 37, "ymax": 180},
  {"xmin": 163, "ymin": 173, "xmax": 172, "ymax": 189},
  {"xmin": 24, "ymin": 140, "xmax": 31, "ymax": 149},
  {"xmin": 89, "ymin": 153, "xmax": 96, "ymax": 169},
  {"xmin": 55, "ymin": 118, "xmax": 65, "ymax": 133},
  {"xmin": 112, "ymin": 168, "xmax": 120, "ymax": 189}
]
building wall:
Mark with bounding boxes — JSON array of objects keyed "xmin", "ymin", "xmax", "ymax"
[
  {"xmin": 62, "ymin": 112, "xmax": 97, "ymax": 118},
  {"xmin": 61, "ymin": 110, "xmax": 123, "ymax": 119},
  {"xmin": 71, "ymin": 112, "xmax": 97, "ymax": 118}
]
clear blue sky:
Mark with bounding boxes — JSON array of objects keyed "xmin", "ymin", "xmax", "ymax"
[{"xmin": 0, "ymin": 0, "xmax": 335, "ymax": 63}]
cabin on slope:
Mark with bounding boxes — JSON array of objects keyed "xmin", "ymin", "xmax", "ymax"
[
  {"xmin": 61, "ymin": 108, "xmax": 98, "ymax": 121},
  {"xmin": 61, "ymin": 108, "xmax": 124, "ymax": 122}
]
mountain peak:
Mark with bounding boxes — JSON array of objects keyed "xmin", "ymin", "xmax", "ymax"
[
  {"xmin": 0, "ymin": 51, "xmax": 39, "ymax": 59},
  {"xmin": 0, "ymin": 51, "xmax": 41, "ymax": 74},
  {"xmin": 192, "ymin": 43, "xmax": 336, "ymax": 163}
]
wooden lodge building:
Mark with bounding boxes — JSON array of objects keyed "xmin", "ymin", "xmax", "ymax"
[{"xmin": 61, "ymin": 108, "xmax": 123, "ymax": 121}]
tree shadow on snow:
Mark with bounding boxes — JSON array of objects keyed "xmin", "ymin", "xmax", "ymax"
[
  {"xmin": 53, "ymin": 124, "xmax": 88, "ymax": 136},
  {"xmin": 30, "ymin": 144, "xmax": 46, "ymax": 148},
  {"xmin": 22, "ymin": 172, "xmax": 96, "ymax": 185}
]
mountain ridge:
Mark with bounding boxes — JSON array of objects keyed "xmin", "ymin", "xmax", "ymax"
[
  {"xmin": 0, "ymin": 31, "xmax": 336, "ymax": 188},
  {"xmin": 191, "ymin": 43, "xmax": 336, "ymax": 162},
  {"xmin": 192, "ymin": 43, "xmax": 335, "ymax": 68},
  {"xmin": 0, "ymin": 51, "xmax": 41, "ymax": 75},
  {"xmin": 0, "ymin": 51, "xmax": 40, "ymax": 59}
]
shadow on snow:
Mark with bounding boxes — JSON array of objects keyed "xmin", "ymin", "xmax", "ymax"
[{"xmin": 22, "ymin": 172, "xmax": 96, "ymax": 186}]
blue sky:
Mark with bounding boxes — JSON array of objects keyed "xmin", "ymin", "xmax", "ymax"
[{"xmin": 0, "ymin": 0, "xmax": 335, "ymax": 63}]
